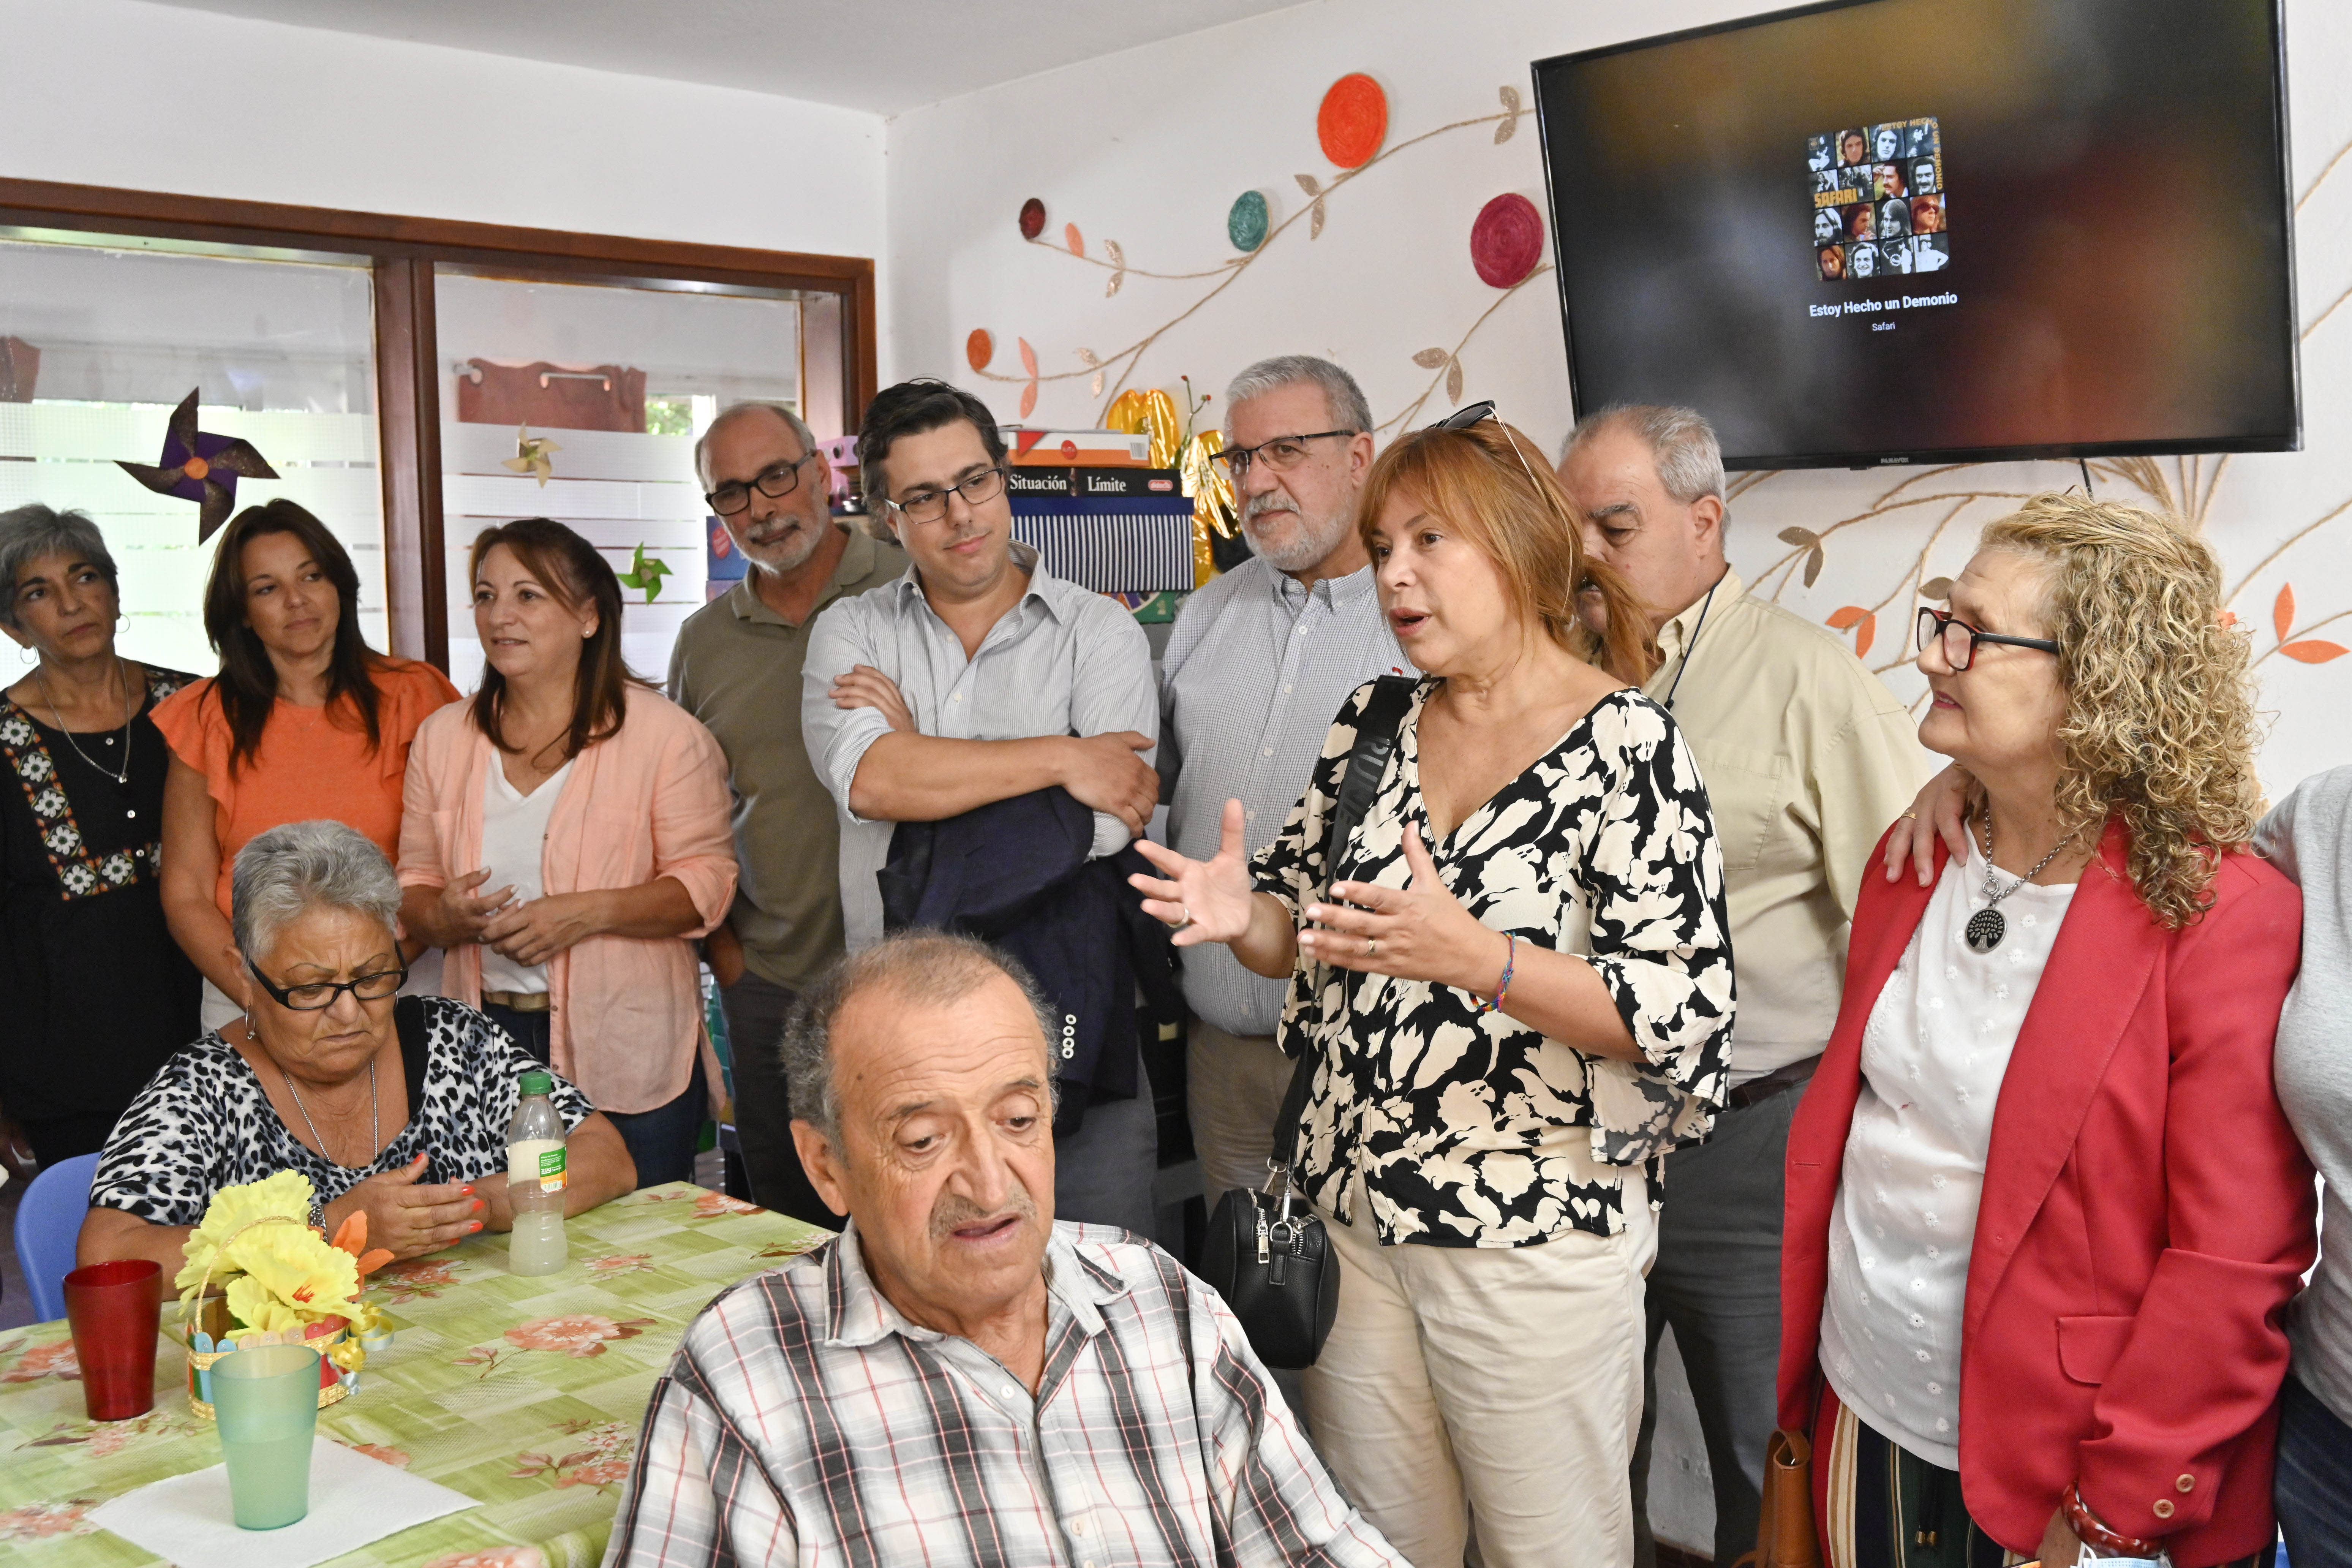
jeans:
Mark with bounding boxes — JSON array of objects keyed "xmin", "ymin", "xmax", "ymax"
[
  {"xmin": 482, "ymin": 1001, "xmax": 706, "ymax": 1190},
  {"xmin": 1631, "ymin": 1078, "xmax": 1802, "ymax": 1568},
  {"xmin": 2279, "ymin": 1370, "xmax": 2352, "ymax": 1568},
  {"xmin": 716, "ymin": 972, "xmax": 835, "ymax": 1228}
]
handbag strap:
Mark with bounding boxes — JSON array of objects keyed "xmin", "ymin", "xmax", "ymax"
[{"xmin": 1268, "ymin": 674, "xmax": 1419, "ymax": 1178}]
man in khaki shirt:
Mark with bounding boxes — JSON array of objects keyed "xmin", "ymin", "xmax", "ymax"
[
  {"xmin": 669, "ymin": 401, "xmax": 905, "ymax": 1227},
  {"xmin": 1559, "ymin": 406, "xmax": 1922, "ymax": 1568}
]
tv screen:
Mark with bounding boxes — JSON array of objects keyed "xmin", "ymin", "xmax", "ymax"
[{"xmin": 1533, "ymin": 0, "xmax": 2298, "ymax": 469}]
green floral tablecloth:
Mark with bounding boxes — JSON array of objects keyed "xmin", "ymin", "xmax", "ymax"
[{"xmin": 0, "ymin": 1182, "xmax": 830, "ymax": 1568}]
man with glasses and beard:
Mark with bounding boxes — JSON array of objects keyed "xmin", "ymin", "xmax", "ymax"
[
  {"xmin": 801, "ymin": 379, "xmax": 1162, "ymax": 1232},
  {"xmin": 1157, "ymin": 356, "xmax": 1405, "ymax": 1227},
  {"xmin": 669, "ymin": 401, "xmax": 907, "ymax": 1227}
]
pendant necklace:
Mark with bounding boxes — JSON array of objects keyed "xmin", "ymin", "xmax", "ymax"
[
  {"xmin": 282, "ymin": 1056, "xmax": 380, "ymax": 1168},
  {"xmin": 1964, "ymin": 816, "xmax": 2075, "ymax": 954},
  {"xmin": 33, "ymin": 657, "xmax": 133, "ymax": 785}
]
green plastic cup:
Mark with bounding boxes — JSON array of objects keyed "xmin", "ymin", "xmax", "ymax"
[{"xmin": 209, "ymin": 1344, "xmax": 320, "ymax": 1530}]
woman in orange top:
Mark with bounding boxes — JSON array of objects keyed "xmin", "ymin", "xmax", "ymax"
[
  {"xmin": 397, "ymin": 518, "xmax": 735, "ymax": 1187},
  {"xmin": 156, "ymin": 500, "xmax": 458, "ymax": 1033}
]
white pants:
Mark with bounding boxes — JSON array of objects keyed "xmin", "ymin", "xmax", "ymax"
[{"xmin": 1303, "ymin": 1166, "xmax": 1658, "ymax": 1568}]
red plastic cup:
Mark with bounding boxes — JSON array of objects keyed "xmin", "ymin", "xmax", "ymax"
[{"xmin": 62, "ymin": 1259, "xmax": 162, "ymax": 1421}]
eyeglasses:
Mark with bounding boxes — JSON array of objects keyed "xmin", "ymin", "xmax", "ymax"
[
  {"xmin": 1916, "ymin": 607, "xmax": 2060, "ymax": 671},
  {"xmin": 1423, "ymin": 399, "xmax": 1549, "ymax": 501},
  {"xmin": 245, "ymin": 959, "xmax": 408, "ymax": 1012},
  {"xmin": 1212, "ymin": 430, "xmax": 1357, "ymax": 481},
  {"xmin": 706, "ymin": 451, "xmax": 819, "ymax": 517},
  {"xmin": 885, "ymin": 465, "xmax": 1009, "ymax": 525}
]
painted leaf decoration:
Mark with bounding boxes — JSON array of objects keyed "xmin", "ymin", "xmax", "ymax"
[
  {"xmin": 1500, "ymin": 84, "xmax": 1521, "ymax": 112},
  {"xmin": 1091, "ymin": 371, "xmax": 1105, "ymax": 398},
  {"xmin": 1296, "ymin": 173, "xmax": 1321, "ymax": 196},
  {"xmin": 1106, "ymin": 271, "xmax": 1125, "ymax": 297},
  {"xmin": 1018, "ymin": 379, "xmax": 1038, "ymax": 420},
  {"xmin": 1104, "ymin": 239, "xmax": 1124, "ymax": 268},
  {"xmin": 1778, "ymin": 526, "xmax": 1819, "ymax": 547},
  {"xmin": 1413, "ymin": 347, "xmax": 1451, "ymax": 369},
  {"xmin": 1311, "ymin": 198, "xmax": 1326, "ymax": 239},
  {"xmin": 2282, "ymin": 640, "xmax": 2348, "ymax": 664},
  {"xmin": 1076, "ymin": 346, "xmax": 1099, "ymax": 367},
  {"xmin": 1803, "ymin": 546, "xmax": 1825, "ymax": 587},
  {"xmin": 1445, "ymin": 357, "xmax": 1464, "ymax": 404},
  {"xmin": 1064, "ymin": 223, "xmax": 1085, "ymax": 258},
  {"xmin": 2274, "ymin": 584, "xmax": 2296, "ymax": 642},
  {"xmin": 2219, "ymin": 610, "xmax": 2239, "ymax": 628},
  {"xmin": 1854, "ymin": 613, "xmax": 1876, "ymax": 659},
  {"xmin": 1018, "ymin": 338, "xmax": 1038, "ymax": 378},
  {"xmin": 1920, "ymin": 576, "xmax": 1954, "ymax": 601},
  {"xmin": 1826, "ymin": 605, "xmax": 1868, "ymax": 630},
  {"xmin": 1495, "ymin": 115, "xmax": 1516, "ymax": 145}
]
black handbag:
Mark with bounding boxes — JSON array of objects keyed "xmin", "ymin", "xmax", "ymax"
[{"xmin": 1198, "ymin": 675, "xmax": 1416, "ymax": 1371}]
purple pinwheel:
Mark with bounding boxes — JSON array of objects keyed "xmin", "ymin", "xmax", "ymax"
[{"xmin": 116, "ymin": 389, "xmax": 279, "ymax": 542}]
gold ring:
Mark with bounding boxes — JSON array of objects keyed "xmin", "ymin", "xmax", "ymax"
[
  {"xmin": 1900, "ymin": 811, "xmax": 1919, "ymax": 821},
  {"xmin": 1173, "ymin": 904, "xmax": 1192, "ymax": 930},
  {"xmin": 1367, "ymin": 937, "xmax": 1377, "ymax": 958}
]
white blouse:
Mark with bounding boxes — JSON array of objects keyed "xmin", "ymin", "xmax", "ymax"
[
  {"xmin": 477, "ymin": 755, "xmax": 574, "ymax": 996},
  {"xmin": 1819, "ymin": 831, "xmax": 2077, "ymax": 1468}
]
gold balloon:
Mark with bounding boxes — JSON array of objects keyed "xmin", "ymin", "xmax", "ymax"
[
  {"xmin": 1182, "ymin": 429, "xmax": 1239, "ymax": 586},
  {"xmin": 1104, "ymin": 388, "xmax": 1182, "ymax": 469}
]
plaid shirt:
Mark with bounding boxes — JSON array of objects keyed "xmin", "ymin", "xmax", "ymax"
[{"xmin": 604, "ymin": 1221, "xmax": 1404, "ymax": 1568}]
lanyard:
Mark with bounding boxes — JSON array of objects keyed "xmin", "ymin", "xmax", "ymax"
[{"xmin": 1660, "ymin": 575, "xmax": 1723, "ymax": 712}]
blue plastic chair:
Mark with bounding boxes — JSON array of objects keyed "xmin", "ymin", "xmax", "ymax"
[{"xmin": 14, "ymin": 1151, "xmax": 100, "ymax": 1322}]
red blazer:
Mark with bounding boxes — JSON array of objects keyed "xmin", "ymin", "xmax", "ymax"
[{"xmin": 1780, "ymin": 822, "xmax": 2314, "ymax": 1565}]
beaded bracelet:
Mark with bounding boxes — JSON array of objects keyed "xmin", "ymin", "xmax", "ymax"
[
  {"xmin": 1476, "ymin": 933, "xmax": 1518, "ymax": 1014},
  {"xmin": 2065, "ymin": 1482, "xmax": 2162, "ymax": 1560}
]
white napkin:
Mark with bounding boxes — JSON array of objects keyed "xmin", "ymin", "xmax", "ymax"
[{"xmin": 88, "ymin": 1436, "xmax": 475, "ymax": 1568}]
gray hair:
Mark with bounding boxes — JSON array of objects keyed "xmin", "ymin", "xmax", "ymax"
[
  {"xmin": 231, "ymin": 820, "xmax": 402, "ymax": 961},
  {"xmin": 1223, "ymin": 354, "xmax": 1374, "ymax": 436},
  {"xmin": 0, "ymin": 506, "xmax": 117, "ymax": 631},
  {"xmin": 694, "ymin": 400, "xmax": 820, "ymax": 488},
  {"xmin": 1560, "ymin": 405, "xmax": 1728, "ymax": 510},
  {"xmin": 779, "ymin": 931, "xmax": 1061, "ymax": 1143}
]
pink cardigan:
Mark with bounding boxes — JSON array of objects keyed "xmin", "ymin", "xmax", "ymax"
[{"xmin": 397, "ymin": 684, "xmax": 738, "ymax": 1115}]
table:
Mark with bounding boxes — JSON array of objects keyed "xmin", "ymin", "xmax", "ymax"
[{"xmin": 0, "ymin": 1182, "xmax": 830, "ymax": 1568}]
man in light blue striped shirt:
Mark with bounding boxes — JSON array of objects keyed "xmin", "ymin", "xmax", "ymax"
[{"xmin": 1157, "ymin": 357, "xmax": 1408, "ymax": 1213}]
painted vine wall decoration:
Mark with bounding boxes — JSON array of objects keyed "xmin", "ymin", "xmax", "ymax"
[{"xmin": 966, "ymin": 81, "xmax": 2352, "ymax": 680}]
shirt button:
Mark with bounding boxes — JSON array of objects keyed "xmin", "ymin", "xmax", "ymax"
[
  {"xmin": 1070, "ymin": 1520, "xmax": 1087, "ymax": 1535},
  {"xmin": 2153, "ymin": 1500, "xmax": 2176, "ymax": 1519},
  {"xmin": 2176, "ymin": 1474, "xmax": 2195, "ymax": 1493},
  {"xmin": 1262, "ymin": 747, "xmax": 1273, "ymax": 757},
  {"xmin": 951, "ymin": 692, "xmax": 963, "ymax": 702},
  {"xmin": 1001, "ymin": 1384, "xmax": 1018, "ymax": 1399},
  {"xmin": 1283, "ymin": 684, "xmax": 1293, "ymax": 694}
]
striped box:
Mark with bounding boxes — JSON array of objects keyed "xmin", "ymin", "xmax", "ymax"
[{"xmin": 1010, "ymin": 495, "xmax": 1195, "ymax": 593}]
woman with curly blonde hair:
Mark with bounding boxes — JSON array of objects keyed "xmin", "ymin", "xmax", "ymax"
[{"xmin": 1781, "ymin": 493, "xmax": 2312, "ymax": 1568}]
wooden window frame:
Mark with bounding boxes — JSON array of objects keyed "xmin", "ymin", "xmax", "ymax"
[{"xmin": 0, "ymin": 176, "xmax": 878, "ymax": 669}]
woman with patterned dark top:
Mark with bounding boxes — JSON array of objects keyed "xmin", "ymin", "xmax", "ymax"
[
  {"xmin": 0, "ymin": 505, "xmax": 199, "ymax": 1171},
  {"xmin": 1132, "ymin": 414, "xmax": 1734, "ymax": 1568},
  {"xmin": 78, "ymin": 819, "xmax": 634, "ymax": 1273}
]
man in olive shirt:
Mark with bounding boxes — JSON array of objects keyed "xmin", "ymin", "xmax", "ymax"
[
  {"xmin": 669, "ymin": 401, "xmax": 904, "ymax": 1227},
  {"xmin": 1559, "ymin": 406, "xmax": 1924, "ymax": 1568}
]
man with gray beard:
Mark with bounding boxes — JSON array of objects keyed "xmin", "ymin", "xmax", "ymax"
[
  {"xmin": 1157, "ymin": 356, "xmax": 1407, "ymax": 1220},
  {"xmin": 669, "ymin": 400, "xmax": 906, "ymax": 1227}
]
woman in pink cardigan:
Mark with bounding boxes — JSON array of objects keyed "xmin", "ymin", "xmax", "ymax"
[{"xmin": 399, "ymin": 518, "xmax": 736, "ymax": 1186}]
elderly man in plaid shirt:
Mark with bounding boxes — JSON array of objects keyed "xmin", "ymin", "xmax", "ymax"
[{"xmin": 604, "ymin": 930, "xmax": 1405, "ymax": 1568}]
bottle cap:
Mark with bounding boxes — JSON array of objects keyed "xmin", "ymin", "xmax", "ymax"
[{"xmin": 519, "ymin": 1069, "xmax": 553, "ymax": 1096}]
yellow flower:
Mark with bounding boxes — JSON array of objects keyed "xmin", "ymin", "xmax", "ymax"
[
  {"xmin": 220, "ymin": 1223, "xmax": 363, "ymax": 1337},
  {"xmin": 176, "ymin": 1172, "xmax": 316, "ymax": 1301}
]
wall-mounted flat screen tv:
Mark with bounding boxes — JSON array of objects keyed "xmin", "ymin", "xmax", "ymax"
[{"xmin": 1532, "ymin": 0, "xmax": 2298, "ymax": 469}]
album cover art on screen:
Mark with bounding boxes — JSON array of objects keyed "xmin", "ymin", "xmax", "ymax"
[{"xmin": 1813, "ymin": 116, "xmax": 1945, "ymax": 281}]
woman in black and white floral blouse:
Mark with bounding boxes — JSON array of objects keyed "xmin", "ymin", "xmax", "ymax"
[{"xmin": 1134, "ymin": 411, "xmax": 1734, "ymax": 1568}]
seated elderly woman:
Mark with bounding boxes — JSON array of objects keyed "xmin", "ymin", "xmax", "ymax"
[{"xmin": 79, "ymin": 819, "xmax": 635, "ymax": 1270}]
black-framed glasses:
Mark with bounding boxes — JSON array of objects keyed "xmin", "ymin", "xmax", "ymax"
[
  {"xmin": 1916, "ymin": 606, "xmax": 2060, "ymax": 671},
  {"xmin": 705, "ymin": 450, "xmax": 818, "ymax": 516},
  {"xmin": 1212, "ymin": 430, "xmax": 1357, "ymax": 481},
  {"xmin": 1422, "ymin": 399, "xmax": 1549, "ymax": 499},
  {"xmin": 245, "ymin": 959, "xmax": 408, "ymax": 1012},
  {"xmin": 885, "ymin": 464, "xmax": 1009, "ymax": 525}
]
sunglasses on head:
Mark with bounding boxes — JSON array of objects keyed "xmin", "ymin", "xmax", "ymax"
[{"xmin": 1422, "ymin": 399, "xmax": 1550, "ymax": 504}]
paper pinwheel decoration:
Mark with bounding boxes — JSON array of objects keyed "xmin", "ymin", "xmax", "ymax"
[
  {"xmin": 503, "ymin": 425, "xmax": 561, "ymax": 486},
  {"xmin": 616, "ymin": 543, "xmax": 672, "ymax": 602},
  {"xmin": 115, "ymin": 389, "xmax": 279, "ymax": 543}
]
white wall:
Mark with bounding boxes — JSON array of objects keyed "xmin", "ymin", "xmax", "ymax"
[
  {"xmin": 0, "ymin": 0, "xmax": 886, "ymax": 272},
  {"xmin": 884, "ymin": 0, "xmax": 2352, "ymax": 1549},
  {"xmin": 886, "ymin": 0, "xmax": 2352, "ymax": 800}
]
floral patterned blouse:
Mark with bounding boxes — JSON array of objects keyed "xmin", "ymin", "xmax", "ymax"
[{"xmin": 1250, "ymin": 678, "xmax": 1735, "ymax": 1247}]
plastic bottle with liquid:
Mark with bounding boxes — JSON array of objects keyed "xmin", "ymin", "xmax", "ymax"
[{"xmin": 506, "ymin": 1070, "xmax": 568, "ymax": 1276}]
